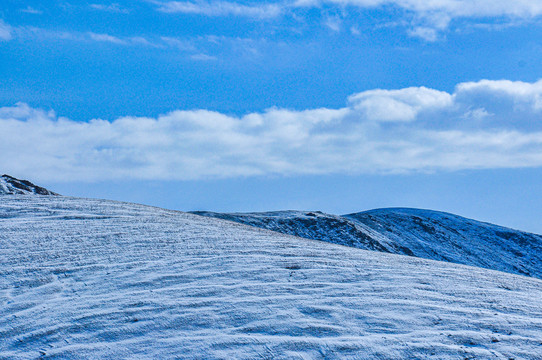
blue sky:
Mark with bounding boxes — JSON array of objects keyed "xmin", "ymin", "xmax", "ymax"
[{"xmin": 2, "ymin": 0, "xmax": 542, "ymax": 232}]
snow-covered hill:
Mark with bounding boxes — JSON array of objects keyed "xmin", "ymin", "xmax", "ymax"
[
  {"xmin": 347, "ymin": 208, "xmax": 542, "ymax": 278},
  {"xmin": 193, "ymin": 209, "xmax": 542, "ymax": 279},
  {"xmin": 0, "ymin": 175, "xmax": 58, "ymax": 195},
  {"xmin": 2, "ymin": 196, "xmax": 542, "ymax": 359}
]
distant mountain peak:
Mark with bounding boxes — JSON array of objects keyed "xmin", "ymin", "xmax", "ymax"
[{"xmin": 0, "ymin": 174, "xmax": 59, "ymax": 195}]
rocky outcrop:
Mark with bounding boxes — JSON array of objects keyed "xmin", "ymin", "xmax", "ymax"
[{"xmin": 0, "ymin": 174, "xmax": 59, "ymax": 195}]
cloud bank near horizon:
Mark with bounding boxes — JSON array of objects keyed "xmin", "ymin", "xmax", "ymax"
[{"xmin": 3, "ymin": 79, "xmax": 542, "ymax": 182}]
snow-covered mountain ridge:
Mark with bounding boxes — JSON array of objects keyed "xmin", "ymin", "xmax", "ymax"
[
  {"xmin": 0, "ymin": 174, "xmax": 58, "ymax": 195},
  {"xmin": 1, "ymin": 196, "xmax": 542, "ymax": 359},
  {"xmin": 193, "ymin": 209, "xmax": 542, "ymax": 279}
]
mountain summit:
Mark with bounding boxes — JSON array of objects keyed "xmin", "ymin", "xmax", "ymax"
[{"xmin": 0, "ymin": 174, "xmax": 58, "ymax": 195}]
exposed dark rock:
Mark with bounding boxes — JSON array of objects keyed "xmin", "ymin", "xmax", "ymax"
[{"xmin": 0, "ymin": 174, "xmax": 59, "ymax": 195}]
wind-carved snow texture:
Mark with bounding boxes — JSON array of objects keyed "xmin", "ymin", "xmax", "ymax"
[
  {"xmin": 0, "ymin": 175, "xmax": 58, "ymax": 195},
  {"xmin": 1, "ymin": 197, "xmax": 542, "ymax": 359},
  {"xmin": 193, "ymin": 209, "xmax": 542, "ymax": 280}
]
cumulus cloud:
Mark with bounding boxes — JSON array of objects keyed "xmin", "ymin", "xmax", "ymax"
[
  {"xmin": 3, "ymin": 79, "xmax": 542, "ymax": 181},
  {"xmin": 456, "ymin": 79, "xmax": 542, "ymax": 110},
  {"xmin": 156, "ymin": 1, "xmax": 282, "ymax": 18},
  {"xmin": 348, "ymin": 87, "xmax": 453, "ymax": 122}
]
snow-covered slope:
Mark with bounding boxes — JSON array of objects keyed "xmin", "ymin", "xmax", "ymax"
[
  {"xmin": 347, "ymin": 208, "xmax": 542, "ymax": 278},
  {"xmin": 193, "ymin": 209, "xmax": 542, "ymax": 279},
  {"xmin": 0, "ymin": 175, "xmax": 58, "ymax": 195},
  {"xmin": 2, "ymin": 197, "xmax": 542, "ymax": 359},
  {"xmin": 192, "ymin": 210, "xmax": 395, "ymax": 252}
]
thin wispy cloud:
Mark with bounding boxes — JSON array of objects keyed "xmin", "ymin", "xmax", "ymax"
[
  {"xmin": 13, "ymin": 26, "xmax": 163, "ymax": 48},
  {"xmin": 296, "ymin": 0, "xmax": 542, "ymax": 40},
  {"xmin": 88, "ymin": 32, "xmax": 127, "ymax": 44},
  {"xmin": 190, "ymin": 53, "xmax": 218, "ymax": 61},
  {"xmin": 0, "ymin": 20, "xmax": 13, "ymax": 41},
  {"xmin": 162, "ymin": 35, "xmax": 278, "ymax": 61},
  {"xmin": 160, "ymin": 36, "xmax": 198, "ymax": 51},
  {"xmin": 324, "ymin": 16, "xmax": 342, "ymax": 32},
  {"xmin": 150, "ymin": 0, "xmax": 542, "ymax": 40},
  {"xmin": 297, "ymin": 0, "xmax": 542, "ymax": 18},
  {"xmin": 129, "ymin": 36, "xmax": 162, "ymax": 47},
  {"xmin": 8, "ymin": 24, "xmax": 243, "ymax": 60},
  {"xmin": 3, "ymin": 79, "xmax": 542, "ymax": 181},
  {"xmin": 407, "ymin": 27, "xmax": 439, "ymax": 42},
  {"xmin": 90, "ymin": 3, "xmax": 130, "ymax": 13},
  {"xmin": 155, "ymin": 1, "xmax": 283, "ymax": 18},
  {"xmin": 86, "ymin": 33, "xmax": 164, "ymax": 47},
  {"xmin": 20, "ymin": 6, "xmax": 43, "ymax": 14}
]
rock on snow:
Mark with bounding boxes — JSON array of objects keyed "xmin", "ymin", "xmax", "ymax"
[{"xmin": 0, "ymin": 175, "xmax": 58, "ymax": 196}]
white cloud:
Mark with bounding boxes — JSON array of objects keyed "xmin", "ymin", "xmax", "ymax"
[
  {"xmin": 308, "ymin": 0, "xmax": 542, "ymax": 18},
  {"xmin": 161, "ymin": 36, "xmax": 197, "ymax": 51},
  {"xmin": 15, "ymin": 27, "xmax": 78, "ymax": 41},
  {"xmin": 156, "ymin": 1, "xmax": 282, "ymax": 18},
  {"xmin": 13, "ymin": 26, "xmax": 226, "ymax": 58},
  {"xmin": 3, "ymin": 79, "xmax": 542, "ymax": 181},
  {"xmin": 190, "ymin": 53, "xmax": 218, "ymax": 61},
  {"xmin": 152, "ymin": 0, "xmax": 542, "ymax": 40},
  {"xmin": 129, "ymin": 36, "xmax": 161, "ymax": 47},
  {"xmin": 295, "ymin": 0, "xmax": 542, "ymax": 40},
  {"xmin": 456, "ymin": 79, "xmax": 542, "ymax": 111},
  {"xmin": 0, "ymin": 20, "xmax": 13, "ymax": 41},
  {"xmin": 407, "ymin": 26, "xmax": 439, "ymax": 41},
  {"xmin": 20, "ymin": 6, "xmax": 43, "ymax": 14},
  {"xmin": 348, "ymin": 86, "xmax": 453, "ymax": 122},
  {"xmin": 90, "ymin": 3, "xmax": 130, "ymax": 13},
  {"xmin": 0, "ymin": 102, "xmax": 55, "ymax": 120},
  {"xmin": 324, "ymin": 16, "xmax": 342, "ymax": 32},
  {"xmin": 14, "ymin": 27, "xmax": 160, "ymax": 47},
  {"xmin": 88, "ymin": 32, "xmax": 127, "ymax": 44}
]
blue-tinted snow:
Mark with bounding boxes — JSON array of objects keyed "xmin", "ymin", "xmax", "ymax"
[
  {"xmin": 194, "ymin": 209, "xmax": 542, "ymax": 279},
  {"xmin": 1, "ymin": 196, "xmax": 542, "ymax": 359}
]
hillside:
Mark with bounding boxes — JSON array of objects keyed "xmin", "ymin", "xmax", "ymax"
[
  {"xmin": 1, "ymin": 196, "xmax": 542, "ymax": 359},
  {"xmin": 194, "ymin": 209, "xmax": 542, "ymax": 279}
]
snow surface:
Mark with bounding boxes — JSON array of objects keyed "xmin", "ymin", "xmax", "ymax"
[
  {"xmin": 194, "ymin": 209, "xmax": 542, "ymax": 279},
  {"xmin": 2, "ymin": 196, "xmax": 542, "ymax": 359}
]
